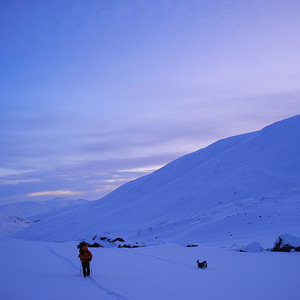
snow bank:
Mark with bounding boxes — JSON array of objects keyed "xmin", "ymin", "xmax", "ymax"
[{"xmin": 240, "ymin": 242, "xmax": 264, "ymax": 252}]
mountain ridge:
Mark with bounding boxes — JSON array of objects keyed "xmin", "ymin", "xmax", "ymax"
[
  {"xmin": 0, "ymin": 198, "xmax": 89, "ymax": 219},
  {"xmin": 13, "ymin": 115, "xmax": 300, "ymax": 244}
]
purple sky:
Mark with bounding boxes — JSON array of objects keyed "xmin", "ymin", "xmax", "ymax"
[{"xmin": 1, "ymin": 0, "xmax": 300, "ymax": 203}]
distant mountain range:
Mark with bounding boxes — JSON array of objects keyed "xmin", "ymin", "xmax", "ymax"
[
  {"xmin": 12, "ymin": 115, "xmax": 300, "ymax": 245},
  {"xmin": 0, "ymin": 198, "xmax": 89, "ymax": 219}
]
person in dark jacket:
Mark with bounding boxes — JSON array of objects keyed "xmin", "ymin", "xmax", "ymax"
[{"xmin": 78, "ymin": 245, "xmax": 93, "ymax": 277}]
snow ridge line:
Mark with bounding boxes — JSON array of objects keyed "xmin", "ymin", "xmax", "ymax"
[{"xmin": 43, "ymin": 245, "xmax": 130, "ymax": 300}]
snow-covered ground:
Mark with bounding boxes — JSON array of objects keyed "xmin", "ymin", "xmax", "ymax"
[{"xmin": 1, "ymin": 237, "xmax": 299, "ymax": 300}]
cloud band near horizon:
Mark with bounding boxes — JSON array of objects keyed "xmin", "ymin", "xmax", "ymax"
[{"xmin": 1, "ymin": 0, "xmax": 300, "ymax": 204}]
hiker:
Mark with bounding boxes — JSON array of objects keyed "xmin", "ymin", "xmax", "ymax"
[
  {"xmin": 78, "ymin": 244, "xmax": 93, "ymax": 277},
  {"xmin": 77, "ymin": 241, "xmax": 87, "ymax": 251}
]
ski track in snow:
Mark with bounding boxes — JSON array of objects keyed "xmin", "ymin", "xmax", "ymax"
[
  {"xmin": 120, "ymin": 248, "xmax": 195, "ymax": 269},
  {"xmin": 43, "ymin": 245, "xmax": 130, "ymax": 300}
]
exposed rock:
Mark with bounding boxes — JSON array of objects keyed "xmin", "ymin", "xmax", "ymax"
[
  {"xmin": 118, "ymin": 244, "xmax": 144, "ymax": 248},
  {"xmin": 87, "ymin": 242, "xmax": 103, "ymax": 248},
  {"xmin": 91, "ymin": 236, "xmax": 143, "ymax": 248},
  {"xmin": 111, "ymin": 237, "xmax": 125, "ymax": 243},
  {"xmin": 272, "ymin": 234, "xmax": 300, "ymax": 252}
]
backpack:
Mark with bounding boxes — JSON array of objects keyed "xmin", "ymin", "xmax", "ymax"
[{"xmin": 80, "ymin": 249, "xmax": 91, "ymax": 262}]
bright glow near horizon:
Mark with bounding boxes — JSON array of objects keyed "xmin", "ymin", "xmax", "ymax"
[{"xmin": 1, "ymin": 0, "xmax": 300, "ymax": 203}]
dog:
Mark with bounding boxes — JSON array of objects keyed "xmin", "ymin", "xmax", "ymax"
[{"xmin": 197, "ymin": 260, "xmax": 207, "ymax": 269}]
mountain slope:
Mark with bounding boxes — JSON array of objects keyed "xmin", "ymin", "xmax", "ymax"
[
  {"xmin": 0, "ymin": 213, "xmax": 32, "ymax": 236},
  {"xmin": 13, "ymin": 115, "xmax": 300, "ymax": 243}
]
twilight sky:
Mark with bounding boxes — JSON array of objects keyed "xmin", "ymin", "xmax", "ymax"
[{"xmin": 1, "ymin": 0, "xmax": 300, "ymax": 204}]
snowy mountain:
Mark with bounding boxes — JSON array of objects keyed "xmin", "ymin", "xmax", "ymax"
[
  {"xmin": 0, "ymin": 198, "xmax": 89, "ymax": 219},
  {"xmin": 0, "ymin": 213, "xmax": 32, "ymax": 236},
  {"xmin": 4, "ymin": 115, "xmax": 300, "ymax": 300},
  {"xmin": 13, "ymin": 115, "xmax": 300, "ymax": 245}
]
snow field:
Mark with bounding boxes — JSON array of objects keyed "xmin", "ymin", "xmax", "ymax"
[{"xmin": 1, "ymin": 238, "xmax": 300, "ymax": 300}]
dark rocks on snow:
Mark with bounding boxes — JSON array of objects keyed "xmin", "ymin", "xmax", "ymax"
[
  {"xmin": 92, "ymin": 236, "xmax": 144, "ymax": 248},
  {"xmin": 118, "ymin": 244, "xmax": 145, "ymax": 248},
  {"xmin": 99, "ymin": 236, "xmax": 124, "ymax": 243},
  {"xmin": 272, "ymin": 234, "xmax": 300, "ymax": 252},
  {"xmin": 87, "ymin": 242, "xmax": 103, "ymax": 248},
  {"xmin": 111, "ymin": 237, "xmax": 125, "ymax": 243}
]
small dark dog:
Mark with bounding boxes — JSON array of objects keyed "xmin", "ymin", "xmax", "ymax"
[{"xmin": 197, "ymin": 260, "xmax": 207, "ymax": 269}]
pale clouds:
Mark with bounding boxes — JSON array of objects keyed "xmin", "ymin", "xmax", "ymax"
[
  {"xmin": 0, "ymin": 179, "xmax": 42, "ymax": 186},
  {"xmin": 26, "ymin": 190, "xmax": 84, "ymax": 197},
  {"xmin": 1, "ymin": 0, "xmax": 300, "ymax": 203}
]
